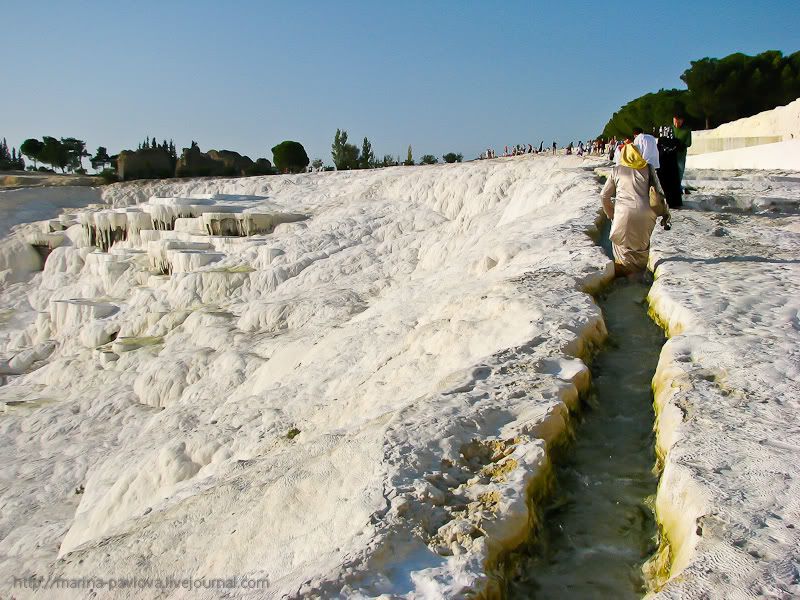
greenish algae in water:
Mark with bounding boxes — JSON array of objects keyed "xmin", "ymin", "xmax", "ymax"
[{"xmin": 504, "ymin": 279, "xmax": 665, "ymax": 599}]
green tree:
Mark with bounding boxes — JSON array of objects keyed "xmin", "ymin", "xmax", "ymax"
[
  {"xmin": 681, "ymin": 50, "xmax": 800, "ymax": 128},
  {"xmin": 331, "ymin": 129, "xmax": 360, "ymax": 170},
  {"xmin": 602, "ymin": 89, "xmax": 694, "ymax": 139},
  {"xmin": 62, "ymin": 138, "xmax": 88, "ymax": 172},
  {"xmin": 311, "ymin": 158, "xmax": 324, "ymax": 170},
  {"xmin": 442, "ymin": 152, "xmax": 463, "ymax": 163},
  {"xmin": 604, "ymin": 50, "xmax": 800, "ymax": 137},
  {"xmin": 0, "ymin": 139, "xmax": 16, "ymax": 170},
  {"xmin": 90, "ymin": 146, "xmax": 111, "ymax": 171},
  {"xmin": 419, "ymin": 154, "xmax": 437, "ymax": 165},
  {"xmin": 41, "ymin": 137, "xmax": 70, "ymax": 172},
  {"xmin": 20, "ymin": 138, "xmax": 44, "ymax": 168},
  {"xmin": 359, "ymin": 137, "xmax": 374, "ymax": 169},
  {"xmin": 403, "ymin": 145, "xmax": 414, "ymax": 166},
  {"xmin": 271, "ymin": 140, "xmax": 310, "ymax": 173}
]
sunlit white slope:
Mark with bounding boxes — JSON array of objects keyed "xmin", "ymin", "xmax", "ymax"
[
  {"xmin": 0, "ymin": 156, "xmax": 611, "ymax": 598},
  {"xmin": 647, "ymin": 172, "xmax": 800, "ymax": 598}
]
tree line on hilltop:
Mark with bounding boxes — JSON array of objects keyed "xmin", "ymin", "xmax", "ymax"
[
  {"xmin": 603, "ymin": 50, "xmax": 800, "ymax": 138},
  {"xmin": 4, "ymin": 130, "xmax": 465, "ymax": 183},
  {"xmin": 330, "ymin": 129, "xmax": 461, "ymax": 169}
]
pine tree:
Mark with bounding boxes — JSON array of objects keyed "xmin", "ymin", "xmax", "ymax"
[{"xmin": 359, "ymin": 137, "xmax": 374, "ymax": 169}]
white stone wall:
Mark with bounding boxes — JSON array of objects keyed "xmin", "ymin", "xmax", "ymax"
[{"xmin": 689, "ymin": 97, "xmax": 800, "ymax": 155}]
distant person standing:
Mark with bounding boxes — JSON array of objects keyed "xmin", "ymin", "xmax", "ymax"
[
  {"xmin": 632, "ymin": 127, "xmax": 660, "ymax": 168},
  {"xmin": 672, "ymin": 113, "xmax": 692, "ymax": 191},
  {"xmin": 552, "ymin": 141, "xmax": 557, "ymax": 155},
  {"xmin": 608, "ymin": 136, "xmax": 617, "ymax": 161}
]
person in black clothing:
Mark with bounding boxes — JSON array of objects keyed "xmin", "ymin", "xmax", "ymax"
[{"xmin": 656, "ymin": 136, "xmax": 683, "ymax": 208}]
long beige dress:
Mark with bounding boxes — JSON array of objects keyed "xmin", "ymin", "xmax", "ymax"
[{"xmin": 600, "ymin": 164, "xmax": 663, "ymax": 271}]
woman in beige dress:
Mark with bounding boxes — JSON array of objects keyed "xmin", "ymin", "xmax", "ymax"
[{"xmin": 600, "ymin": 143, "xmax": 670, "ymax": 277}]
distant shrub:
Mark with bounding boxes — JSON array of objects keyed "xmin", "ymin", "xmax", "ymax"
[
  {"xmin": 98, "ymin": 168, "xmax": 118, "ymax": 184},
  {"xmin": 443, "ymin": 152, "xmax": 463, "ymax": 163},
  {"xmin": 245, "ymin": 158, "xmax": 276, "ymax": 176},
  {"xmin": 272, "ymin": 140, "xmax": 309, "ymax": 173},
  {"xmin": 419, "ymin": 154, "xmax": 438, "ymax": 165}
]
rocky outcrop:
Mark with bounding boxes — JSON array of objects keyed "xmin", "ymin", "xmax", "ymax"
[
  {"xmin": 175, "ymin": 147, "xmax": 273, "ymax": 178},
  {"xmin": 117, "ymin": 148, "xmax": 174, "ymax": 181}
]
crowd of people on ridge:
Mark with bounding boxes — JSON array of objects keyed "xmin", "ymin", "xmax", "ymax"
[{"xmin": 481, "ymin": 138, "xmax": 619, "ymax": 160}]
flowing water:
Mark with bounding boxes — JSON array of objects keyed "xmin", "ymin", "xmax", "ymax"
[{"xmin": 504, "ymin": 236, "xmax": 665, "ymax": 598}]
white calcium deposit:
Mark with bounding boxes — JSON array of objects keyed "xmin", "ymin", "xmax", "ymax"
[
  {"xmin": 0, "ymin": 156, "xmax": 616, "ymax": 599},
  {"xmin": 646, "ymin": 170, "xmax": 800, "ymax": 598},
  {"xmin": 3, "ymin": 156, "xmax": 797, "ymax": 599}
]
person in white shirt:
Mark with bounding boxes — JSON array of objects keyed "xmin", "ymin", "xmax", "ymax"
[{"xmin": 632, "ymin": 127, "xmax": 660, "ymax": 169}]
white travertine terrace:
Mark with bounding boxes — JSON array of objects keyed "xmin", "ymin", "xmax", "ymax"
[{"xmin": 0, "ymin": 153, "xmax": 797, "ymax": 598}]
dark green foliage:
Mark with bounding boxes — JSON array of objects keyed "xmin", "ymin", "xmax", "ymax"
[
  {"xmin": 98, "ymin": 168, "xmax": 118, "ymax": 184},
  {"xmin": 443, "ymin": 152, "xmax": 463, "ymax": 163},
  {"xmin": 359, "ymin": 137, "xmax": 375, "ymax": 169},
  {"xmin": 603, "ymin": 89, "xmax": 695, "ymax": 138},
  {"xmin": 271, "ymin": 140, "xmax": 309, "ymax": 173},
  {"xmin": 419, "ymin": 154, "xmax": 437, "ymax": 165},
  {"xmin": 331, "ymin": 129, "xmax": 360, "ymax": 170},
  {"xmin": 286, "ymin": 427, "xmax": 301, "ymax": 440},
  {"xmin": 40, "ymin": 137, "xmax": 71, "ymax": 172},
  {"xmin": 245, "ymin": 158, "xmax": 276, "ymax": 176},
  {"xmin": 311, "ymin": 158, "xmax": 324, "ymax": 170},
  {"xmin": 20, "ymin": 138, "xmax": 44, "ymax": 168},
  {"xmin": 61, "ymin": 138, "xmax": 89, "ymax": 171},
  {"xmin": 403, "ymin": 145, "xmax": 414, "ymax": 166},
  {"xmin": 90, "ymin": 146, "xmax": 111, "ymax": 172},
  {"xmin": 604, "ymin": 50, "xmax": 800, "ymax": 136},
  {"xmin": 380, "ymin": 154, "xmax": 397, "ymax": 167},
  {"xmin": 681, "ymin": 50, "xmax": 800, "ymax": 128},
  {"xmin": 0, "ymin": 139, "xmax": 25, "ymax": 170},
  {"xmin": 19, "ymin": 137, "xmax": 89, "ymax": 173}
]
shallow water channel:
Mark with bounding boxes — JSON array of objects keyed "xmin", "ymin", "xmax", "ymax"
[{"xmin": 504, "ymin": 257, "xmax": 665, "ymax": 597}]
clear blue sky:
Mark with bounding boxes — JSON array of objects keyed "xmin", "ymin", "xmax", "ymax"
[{"xmin": 3, "ymin": 0, "xmax": 798, "ymax": 165}]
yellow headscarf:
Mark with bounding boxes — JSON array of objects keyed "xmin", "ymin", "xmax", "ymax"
[{"xmin": 618, "ymin": 143, "xmax": 648, "ymax": 169}]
